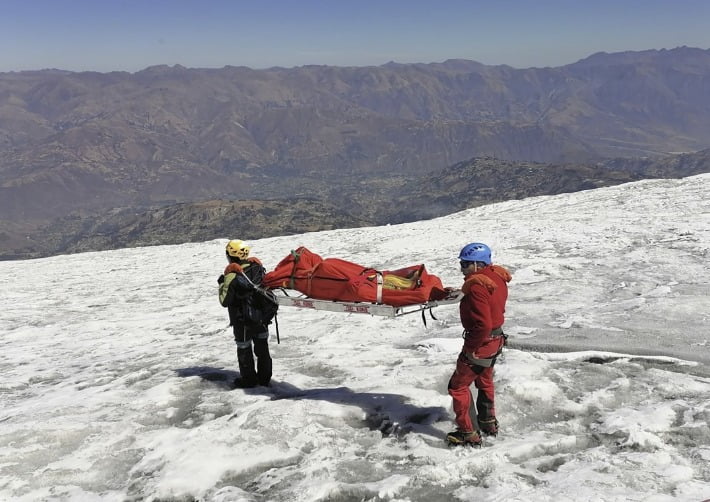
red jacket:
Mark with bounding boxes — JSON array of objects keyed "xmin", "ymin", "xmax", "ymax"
[{"xmin": 459, "ymin": 265, "xmax": 512, "ymax": 358}]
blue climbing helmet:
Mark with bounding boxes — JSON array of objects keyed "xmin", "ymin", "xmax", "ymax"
[{"xmin": 458, "ymin": 242, "xmax": 492, "ymax": 265}]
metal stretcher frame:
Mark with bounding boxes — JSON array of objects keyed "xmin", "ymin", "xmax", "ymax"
[{"xmin": 272, "ymin": 288, "xmax": 464, "ymax": 318}]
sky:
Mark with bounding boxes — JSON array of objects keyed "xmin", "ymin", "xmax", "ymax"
[
  {"xmin": 1, "ymin": 174, "xmax": 709, "ymax": 500},
  {"xmin": 2, "ymin": 0, "xmax": 710, "ymax": 73}
]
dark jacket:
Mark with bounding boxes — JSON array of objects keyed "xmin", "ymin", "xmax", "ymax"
[{"xmin": 219, "ymin": 258, "xmax": 268, "ymax": 334}]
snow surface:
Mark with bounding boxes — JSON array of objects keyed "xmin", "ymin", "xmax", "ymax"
[{"xmin": 1, "ymin": 174, "xmax": 709, "ymax": 501}]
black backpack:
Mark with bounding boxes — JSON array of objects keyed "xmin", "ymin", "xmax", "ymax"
[{"xmin": 243, "ymin": 288, "xmax": 279, "ymax": 326}]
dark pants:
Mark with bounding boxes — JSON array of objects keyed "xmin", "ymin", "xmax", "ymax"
[{"xmin": 234, "ymin": 324, "xmax": 272, "ymax": 386}]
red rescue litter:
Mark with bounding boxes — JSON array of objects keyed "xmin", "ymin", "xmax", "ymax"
[{"xmin": 262, "ymin": 246, "xmax": 448, "ymax": 307}]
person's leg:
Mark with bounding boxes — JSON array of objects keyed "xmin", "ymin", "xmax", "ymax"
[
  {"xmin": 474, "ymin": 366, "xmax": 498, "ymax": 435},
  {"xmin": 447, "ymin": 359, "xmax": 483, "ymax": 445},
  {"xmin": 253, "ymin": 332, "xmax": 272, "ymax": 386},
  {"xmin": 447, "ymin": 358, "xmax": 478, "ymax": 433},
  {"xmin": 234, "ymin": 326, "xmax": 258, "ymax": 387}
]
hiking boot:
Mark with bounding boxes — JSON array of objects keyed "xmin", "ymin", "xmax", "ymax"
[
  {"xmin": 479, "ymin": 417, "xmax": 499, "ymax": 437},
  {"xmin": 232, "ymin": 377, "xmax": 258, "ymax": 389},
  {"xmin": 446, "ymin": 429, "xmax": 482, "ymax": 447}
]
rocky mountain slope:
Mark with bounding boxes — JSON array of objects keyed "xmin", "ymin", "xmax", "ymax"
[
  {"xmin": 1, "ymin": 47, "xmax": 709, "ymax": 259},
  {"xmin": 18, "ymin": 149, "xmax": 708, "ymax": 259}
]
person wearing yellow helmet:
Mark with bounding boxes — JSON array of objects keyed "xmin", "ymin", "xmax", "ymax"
[{"xmin": 218, "ymin": 239, "xmax": 274, "ymax": 388}]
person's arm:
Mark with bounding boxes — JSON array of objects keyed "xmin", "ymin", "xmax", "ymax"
[
  {"xmin": 219, "ymin": 273, "xmax": 236, "ymax": 307},
  {"xmin": 461, "ymin": 285, "xmax": 493, "ymax": 353}
]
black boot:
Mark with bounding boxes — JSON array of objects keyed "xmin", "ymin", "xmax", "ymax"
[
  {"xmin": 253, "ymin": 338, "xmax": 272, "ymax": 386},
  {"xmin": 235, "ymin": 347, "xmax": 258, "ymax": 388},
  {"xmin": 479, "ymin": 417, "xmax": 499, "ymax": 437},
  {"xmin": 446, "ymin": 429, "xmax": 482, "ymax": 447}
]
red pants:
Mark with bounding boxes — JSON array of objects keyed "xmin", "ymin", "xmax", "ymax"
[{"xmin": 448, "ymin": 355, "xmax": 497, "ymax": 432}]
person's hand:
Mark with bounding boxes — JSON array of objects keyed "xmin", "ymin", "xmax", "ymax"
[{"xmin": 217, "ymin": 274, "xmax": 225, "ymax": 284}]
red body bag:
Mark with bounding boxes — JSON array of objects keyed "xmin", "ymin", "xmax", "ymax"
[{"xmin": 262, "ymin": 247, "xmax": 447, "ymax": 307}]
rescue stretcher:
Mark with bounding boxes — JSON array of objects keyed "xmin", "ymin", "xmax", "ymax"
[
  {"xmin": 271, "ymin": 287, "xmax": 464, "ymax": 320},
  {"xmin": 260, "ymin": 246, "xmax": 464, "ymax": 325}
]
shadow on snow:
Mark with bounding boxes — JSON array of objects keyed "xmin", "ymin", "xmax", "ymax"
[{"xmin": 174, "ymin": 366, "xmax": 449, "ymax": 440}]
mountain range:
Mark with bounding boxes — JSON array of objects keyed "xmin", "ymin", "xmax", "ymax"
[{"xmin": 1, "ymin": 47, "xmax": 709, "ymax": 259}]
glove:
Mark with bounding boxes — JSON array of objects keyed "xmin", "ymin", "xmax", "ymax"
[{"xmin": 217, "ymin": 274, "xmax": 225, "ymax": 285}]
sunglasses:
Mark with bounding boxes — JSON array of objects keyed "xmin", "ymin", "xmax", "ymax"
[{"xmin": 460, "ymin": 260, "xmax": 475, "ymax": 269}]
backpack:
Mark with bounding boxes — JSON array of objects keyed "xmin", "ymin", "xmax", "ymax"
[{"xmin": 243, "ymin": 288, "xmax": 279, "ymax": 326}]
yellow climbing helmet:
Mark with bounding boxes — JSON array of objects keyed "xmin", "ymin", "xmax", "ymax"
[{"xmin": 225, "ymin": 239, "xmax": 250, "ymax": 260}]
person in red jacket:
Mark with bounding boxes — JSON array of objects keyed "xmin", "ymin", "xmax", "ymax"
[{"xmin": 446, "ymin": 242, "xmax": 512, "ymax": 447}]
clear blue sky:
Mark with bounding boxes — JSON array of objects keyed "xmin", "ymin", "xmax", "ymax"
[{"xmin": 2, "ymin": 0, "xmax": 709, "ymax": 72}]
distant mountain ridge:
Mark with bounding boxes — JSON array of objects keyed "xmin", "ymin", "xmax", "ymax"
[
  {"xmin": 1, "ymin": 47, "xmax": 709, "ymax": 259},
  {"xmin": 22, "ymin": 149, "xmax": 709, "ymax": 259}
]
